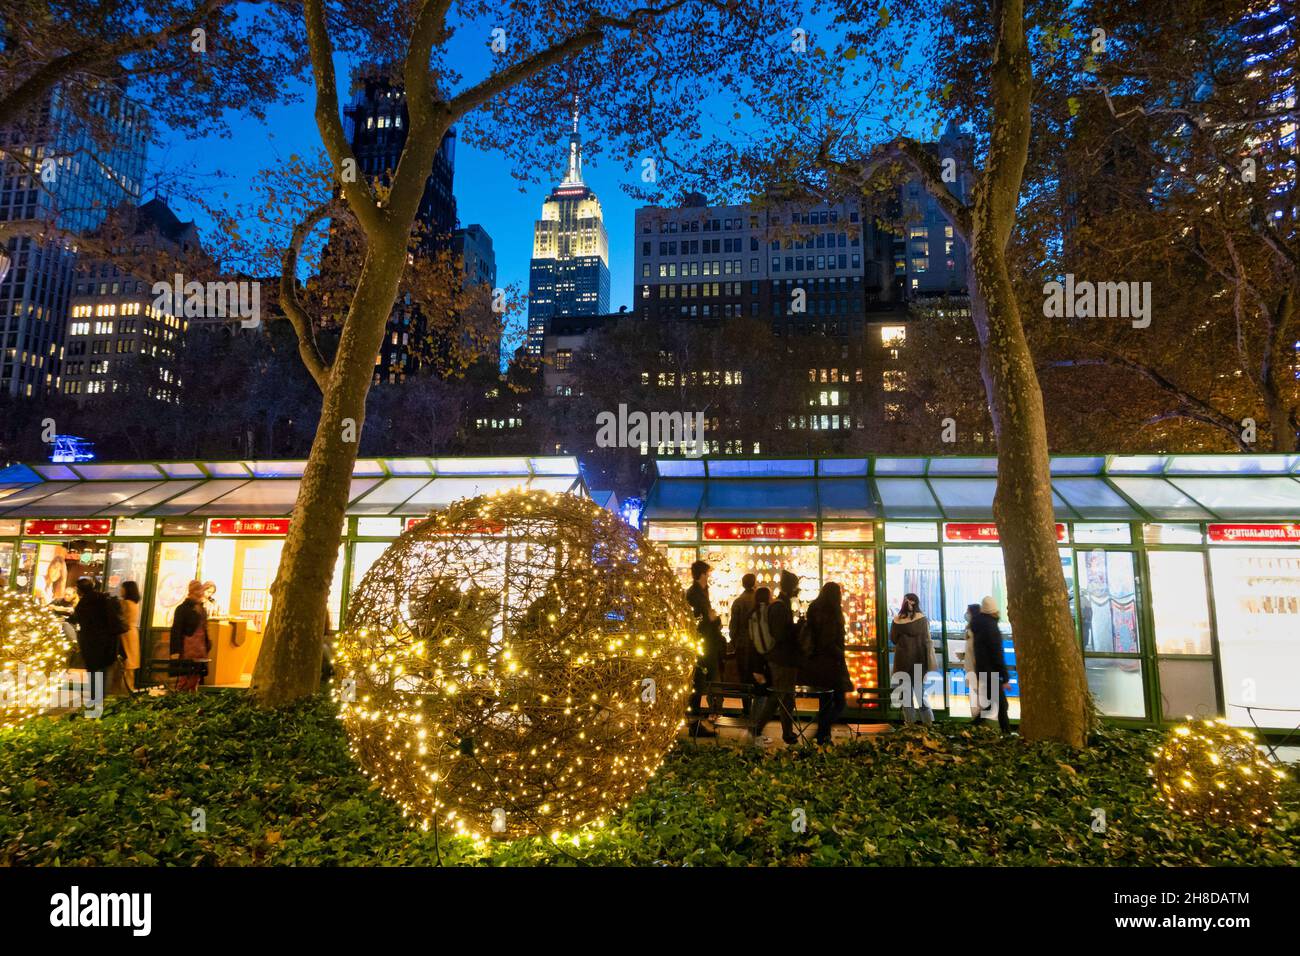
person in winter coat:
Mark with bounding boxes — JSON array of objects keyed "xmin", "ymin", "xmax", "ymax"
[
  {"xmin": 728, "ymin": 573, "xmax": 758, "ymax": 712},
  {"xmin": 755, "ymin": 570, "xmax": 802, "ymax": 745},
  {"xmin": 170, "ymin": 580, "xmax": 211, "ymax": 692},
  {"xmin": 960, "ymin": 603, "xmax": 982, "ymax": 717},
  {"xmin": 804, "ymin": 582, "xmax": 852, "ymax": 745},
  {"xmin": 685, "ymin": 560, "xmax": 725, "ymax": 737},
  {"xmin": 890, "ymin": 592, "xmax": 935, "ymax": 725},
  {"xmin": 69, "ymin": 577, "xmax": 124, "ymax": 703},
  {"xmin": 970, "ymin": 595, "xmax": 1011, "ymax": 733},
  {"xmin": 742, "ymin": 587, "xmax": 776, "ymax": 743},
  {"xmin": 119, "ymin": 580, "xmax": 142, "ymax": 693}
]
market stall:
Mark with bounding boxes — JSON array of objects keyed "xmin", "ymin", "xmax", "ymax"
[
  {"xmin": 0, "ymin": 456, "xmax": 586, "ymax": 687},
  {"xmin": 642, "ymin": 454, "xmax": 1300, "ymax": 732}
]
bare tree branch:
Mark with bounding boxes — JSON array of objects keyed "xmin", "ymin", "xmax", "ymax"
[
  {"xmin": 280, "ymin": 196, "xmax": 342, "ymax": 391},
  {"xmin": 303, "ymin": 0, "xmax": 385, "ymax": 237}
]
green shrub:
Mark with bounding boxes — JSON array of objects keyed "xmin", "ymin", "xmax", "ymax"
[{"xmin": 0, "ymin": 692, "xmax": 1295, "ymax": 866}]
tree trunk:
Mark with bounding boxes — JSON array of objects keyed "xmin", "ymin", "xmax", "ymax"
[
  {"xmin": 967, "ymin": 0, "xmax": 1092, "ymax": 746},
  {"xmin": 250, "ymin": 245, "xmax": 405, "ymax": 706}
]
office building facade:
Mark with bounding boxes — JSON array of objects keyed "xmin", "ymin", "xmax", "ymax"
[
  {"xmin": 0, "ymin": 84, "xmax": 147, "ymax": 397},
  {"xmin": 63, "ymin": 198, "xmax": 198, "ymax": 404}
]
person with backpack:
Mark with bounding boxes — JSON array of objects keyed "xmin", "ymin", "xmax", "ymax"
[
  {"xmin": 743, "ymin": 586, "xmax": 775, "ymax": 743},
  {"xmin": 804, "ymin": 582, "xmax": 853, "ymax": 745},
  {"xmin": 728, "ymin": 573, "xmax": 758, "ymax": 713},
  {"xmin": 890, "ymin": 592, "xmax": 936, "ymax": 725},
  {"xmin": 685, "ymin": 560, "xmax": 725, "ymax": 737},
  {"xmin": 752, "ymin": 570, "xmax": 803, "ymax": 745},
  {"xmin": 970, "ymin": 595, "xmax": 1012, "ymax": 733},
  {"xmin": 69, "ymin": 577, "xmax": 126, "ymax": 704}
]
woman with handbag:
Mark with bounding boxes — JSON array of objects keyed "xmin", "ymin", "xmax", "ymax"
[
  {"xmin": 170, "ymin": 580, "xmax": 210, "ymax": 692},
  {"xmin": 890, "ymin": 592, "xmax": 936, "ymax": 725}
]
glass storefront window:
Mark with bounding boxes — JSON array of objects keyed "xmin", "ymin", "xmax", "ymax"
[
  {"xmin": 822, "ymin": 548, "xmax": 877, "ymax": 695},
  {"xmin": 1143, "ymin": 523, "xmax": 1203, "ymax": 545},
  {"xmin": 326, "ymin": 543, "xmax": 346, "ymax": 630},
  {"xmin": 700, "ymin": 544, "xmax": 820, "ymax": 625},
  {"xmin": 1148, "ymin": 551, "xmax": 1212, "ymax": 654},
  {"xmin": 1158, "ymin": 658, "xmax": 1218, "ymax": 720},
  {"xmin": 0, "ymin": 541, "xmax": 13, "ymax": 589},
  {"xmin": 15, "ymin": 542, "xmax": 37, "ymax": 593},
  {"xmin": 1084, "ymin": 658, "xmax": 1146, "ymax": 718},
  {"xmin": 1080, "ymin": 549, "xmax": 1139, "ymax": 654},
  {"xmin": 105, "ymin": 541, "xmax": 150, "ymax": 597},
  {"xmin": 885, "ymin": 548, "xmax": 943, "ymax": 710},
  {"xmin": 151, "ymin": 540, "xmax": 200, "ymax": 628},
  {"xmin": 202, "ymin": 537, "xmax": 285, "ymax": 633},
  {"xmin": 34, "ymin": 540, "xmax": 107, "ymax": 603},
  {"xmin": 349, "ymin": 541, "xmax": 392, "ymax": 597},
  {"xmin": 885, "ymin": 521, "xmax": 938, "ymax": 542},
  {"xmin": 1210, "ymin": 547, "xmax": 1300, "ymax": 724}
]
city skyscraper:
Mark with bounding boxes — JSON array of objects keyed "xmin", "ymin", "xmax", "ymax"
[
  {"xmin": 525, "ymin": 107, "xmax": 610, "ymax": 356},
  {"xmin": 0, "ymin": 84, "xmax": 147, "ymax": 397},
  {"xmin": 63, "ymin": 197, "xmax": 199, "ymax": 404}
]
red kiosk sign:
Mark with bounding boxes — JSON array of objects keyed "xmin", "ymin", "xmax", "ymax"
[
  {"xmin": 944, "ymin": 522, "xmax": 1067, "ymax": 543},
  {"xmin": 1208, "ymin": 523, "xmax": 1300, "ymax": 544},
  {"xmin": 207, "ymin": 518, "xmax": 291, "ymax": 536},
  {"xmin": 703, "ymin": 522, "xmax": 816, "ymax": 541},
  {"xmin": 23, "ymin": 519, "xmax": 113, "ymax": 537}
]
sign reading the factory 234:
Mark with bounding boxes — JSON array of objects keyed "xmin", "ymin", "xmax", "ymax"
[
  {"xmin": 703, "ymin": 522, "xmax": 816, "ymax": 541},
  {"xmin": 1208, "ymin": 523, "xmax": 1300, "ymax": 543},
  {"xmin": 206, "ymin": 518, "xmax": 291, "ymax": 536}
]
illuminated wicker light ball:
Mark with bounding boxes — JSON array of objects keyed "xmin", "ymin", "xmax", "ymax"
[
  {"xmin": 0, "ymin": 591, "xmax": 74, "ymax": 731},
  {"xmin": 1150, "ymin": 717, "xmax": 1287, "ymax": 828},
  {"xmin": 333, "ymin": 489, "xmax": 697, "ymax": 840}
]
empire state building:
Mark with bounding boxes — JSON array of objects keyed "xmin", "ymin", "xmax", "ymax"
[{"xmin": 525, "ymin": 109, "xmax": 611, "ymax": 355}]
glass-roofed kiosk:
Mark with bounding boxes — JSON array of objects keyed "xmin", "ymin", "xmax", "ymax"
[
  {"xmin": 642, "ymin": 454, "xmax": 1300, "ymax": 734},
  {"xmin": 0, "ymin": 456, "xmax": 585, "ymax": 688}
]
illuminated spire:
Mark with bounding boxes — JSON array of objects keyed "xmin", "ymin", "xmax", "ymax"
[{"xmin": 562, "ymin": 95, "xmax": 583, "ymax": 186}]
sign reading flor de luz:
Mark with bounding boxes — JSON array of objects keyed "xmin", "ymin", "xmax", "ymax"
[
  {"xmin": 1208, "ymin": 523, "xmax": 1300, "ymax": 544},
  {"xmin": 944, "ymin": 522, "xmax": 1068, "ymax": 542},
  {"xmin": 703, "ymin": 522, "xmax": 816, "ymax": 541}
]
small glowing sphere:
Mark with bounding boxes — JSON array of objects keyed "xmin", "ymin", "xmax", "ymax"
[
  {"xmin": 334, "ymin": 490, "xmax": 697, "ymax": 840},
  {"xmin": 0, "ymin": 592, "xmax": 74, "ymax": 730},
  {"xmin": 1151, "ymin": 717, "xmax": 1287, "ymax": 828}
]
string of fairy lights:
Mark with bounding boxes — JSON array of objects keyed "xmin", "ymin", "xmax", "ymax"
[
  {"xmin": 332, "ymin": 489, "xmax": 698, "ymax": 841},
  {"xmin": 1151, "ymin": 717, "xmax": 1288, "ymax": 828},
  {"xmin": 0, "ymin": 592, "xmax": 74, "ymax": 731}
]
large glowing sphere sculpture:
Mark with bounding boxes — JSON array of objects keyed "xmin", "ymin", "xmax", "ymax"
[
  {"xmin": 0, "ymin": 592, "xmax": 74, "ymax": 730},
  {"xmin": 1151, "ymin": 718, "xmax": 1287, "ymax": 828},
  {"xmin": 333, "ymin": 490, "xmax": 698, "ymax": 840}
]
